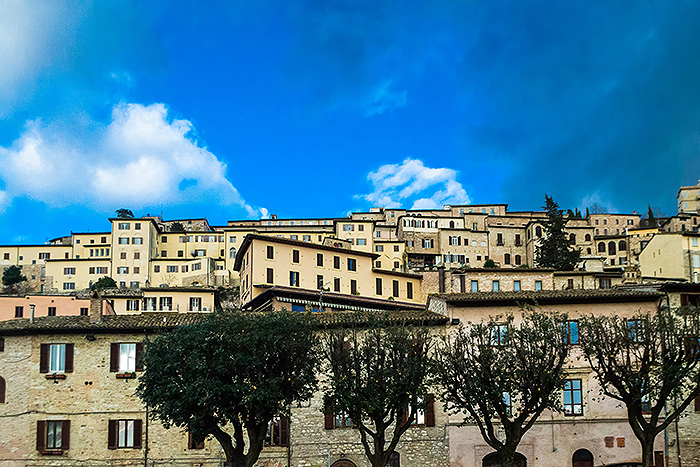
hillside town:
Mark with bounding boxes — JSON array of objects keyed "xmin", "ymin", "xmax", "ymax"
[{"xmin": 0, "ymin": 182, "xmax": 698, "ymax": 467}]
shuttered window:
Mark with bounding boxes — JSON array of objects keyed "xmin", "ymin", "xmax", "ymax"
[
  {"xmin": 108, "ymin": 419, "xmax": 143, "ymax": 449},
  {"xmin": 40, "ymin": 344, "xmax": 74, "ymax": 374},
  {"xmin": 36, "ymin": 420, "xmax": 70, "ymax": 452}
]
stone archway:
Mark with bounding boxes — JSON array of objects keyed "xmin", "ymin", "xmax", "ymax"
[
  {"xmin": 482, "ymin": 452, "xmax": 527, "ymax": 467},
  {"xmin": 572, "ymin": 449, "xmax": 594, "ymax": 467},
  {"xmin": 331, "ymin": 460, "xmax": 357, "ymax": 467}
]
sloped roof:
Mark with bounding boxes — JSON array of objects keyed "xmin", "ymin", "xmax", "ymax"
[{"xmin": 429, "ymin": 288, "xmax": 663, "ymax": 307}]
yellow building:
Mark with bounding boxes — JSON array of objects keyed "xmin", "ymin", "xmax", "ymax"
[{"xmin": 639, "ymin": 232, "xmax": 700, "ymax": 283}]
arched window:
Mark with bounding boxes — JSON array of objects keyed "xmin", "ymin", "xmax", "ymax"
[
  {"xmin": 572, "ymin": 449, "xmax": 594, "ymax": 467},
  {"xmin": 597, "ymin": 242, "xmax": 606, "ymax": 253},
  {"xmin": 449, "ymin": 221, "xmax": 455, "ymax": 229},
  {"xmin": 504, "ymin": 254, "xmax": 511, "ymax": 265},
  {"xmin": 608, "ymin": 241, "xmax": 616, "ymax": 256},
  {"xmin": 535, "ymin": 226, "xmax": 542, "ymax": 238},
  {"xmin": 584, "ymin": 234, "xmax": 591, "ymax": 242},
  {"xmin": 569, "ymin": 233, "xmax": 576, "ymax": 244},
  {"xmin": 619, "ymin": 240, "xmax": 627, "ymax": 251},
  {"xmin": 229, "ymin": 247, "xmax": 237, "ymax": 259},
  {"xmin": 514, "ymin": 255, "xmax": 521, "ymax": 265},
  {"xmin": 586, "ymin": 248, "xmax": 591, "ymax": 254},
  {"xmin": 0, "ymin": 376, "xmax": 5, "ymax": 403}
]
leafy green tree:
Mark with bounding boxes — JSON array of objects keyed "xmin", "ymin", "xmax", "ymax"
[
  {"xmin": 91, "ymin": 276, "xmax": 117, "ymax": 291},
  {"xmin": 116, "ymin": 208, "xmax": 134, "ymax": 218},
  {"xmin": 435, "ymin": 312, "xmax": 570, "ymax": 467},
  {"xmin": 535, "ymin": 195, "xmax": 581, "ymax": 271},
  {"xmin": 170, "ymin": 221, "xmax": 186, "ymax": 232},
  {"xmin": 323, "ymin": 314, "xmax": 435, "ymax": 467},
  {"xmin": 579, "ymin": 308, "xmax": 700, "ymax": 467},
  {"xmin": 2, "ymin": 265, "xmax": 27, "ymax": 293},
  {"xmin": 137, "ymin": 311, "xmax": 318, "ymax": 467},
  {"xmin": 483, "ymin": 259, "xmax": 498, "ymax": 269}
]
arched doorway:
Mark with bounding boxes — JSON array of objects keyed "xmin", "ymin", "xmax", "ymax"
[
  {"xmin": 482, "ymin": 452, "xmax": 527, "ymax": 467},
  {"xmin": 572, "ymin": 449, "xmax": 594, "ymax": 467},
  {"xmin": 331, "ymin": 460, "xmax": 357, "ymax": 467}
]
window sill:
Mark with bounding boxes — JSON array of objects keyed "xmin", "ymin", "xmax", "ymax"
[
  {"xmin": 116, "ymin": 372, "xmax": 137, "ymax": 379},
  {"xmin": 39, "ymin": 449, "xmax": 64, "ymax": 455},
  {"xmin": 45, "ymin": 373, "xmax": 66, "ymax": 380}
]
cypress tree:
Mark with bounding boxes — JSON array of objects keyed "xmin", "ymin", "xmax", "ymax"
[{"xmin": 535, "ymin": 195, "xmax": 581, "ymax": 271}]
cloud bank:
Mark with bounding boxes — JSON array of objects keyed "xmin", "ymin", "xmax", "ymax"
[
  {"xmin": 0, "ymin": 103, "xmax": 264, "ymax": 217},
  {"xmin": 357, "ymin": 158, "xmax": 469, "ymax": 209}
]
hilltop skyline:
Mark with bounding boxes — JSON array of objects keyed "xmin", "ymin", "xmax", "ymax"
[{"xmin": 1, "ymin": 1, "xmax": 699, "ymax": 244}]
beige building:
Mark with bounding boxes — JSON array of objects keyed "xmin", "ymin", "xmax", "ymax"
[
  {"xmin": 678, "ymin": 180, "xmax": 700, "ymax": 214},
  {"xmin": 101, "ymin": 287, "xmax": 217, "ymax": 314},
  {"xmin": 428, "ymin": 288, "xmax": 668, "ymax": 467},
  {"xmin": 0, "ymin": 307, "xmax": 450, "ymax": 467},
  {"xmin": 639, "ymin": 232, "xmax": 700, "ymax": 283},
  {"xmin": 234, "ymin": 234, "xmax": 423, "ymax": 308}
]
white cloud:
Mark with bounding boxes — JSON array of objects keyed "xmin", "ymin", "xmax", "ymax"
[
  {"xmin": 364, "ymin": 80, "xmax": 407, "ymax": 117},
  {"xmin": 357, "ymin": 158, "xmax": 470, "ymax": 209},
  {"xmin": 0, "ymin": 103, "xmax": 265, "ymax": 217}
]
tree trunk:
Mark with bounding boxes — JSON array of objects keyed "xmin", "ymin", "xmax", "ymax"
[
  {"xmin": 499, "ymin": 446, "xmax": 517, "ymax": 467},
  {"xmin": 641, "ymin": 437, "xmax": 655, "ymax": 467}
]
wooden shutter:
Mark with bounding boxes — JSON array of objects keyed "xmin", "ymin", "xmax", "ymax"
[
  {"xmin": 135, "ymin": 343, "xmax": 144, "ymax": 371},
  {"xmin": 64, "ymin": 344, "xmax": 74, "ymax": 373},
  {"xmin": 133, "ymin": 419, "xmax": 143, "ymax": 448},
  {"xmin": 279, "ymin": 415, "xmax": 290, "ymax": 446},
  {"xmin": 61, "ymin": 420, "xmax": 70, "ymax": 449},
  {"xmin": 0, "ymin": 376, "xmax": 5, "ymax": 403},
  {"xmin": 39, "ymin": 344, "xmax": 50, "ymax": 373},
  {"xmin": 324, "ymin": 407, "xmax": 334, "ymax": 430},
  {"xmin": 36, "ymin": 420, "xmax": 46, "ymax": 451},
  {"xmin": 425, "ymin": 394, "xmax": 436, "ymax": 427},
  {"xmin": 110, "ymin": 343, "xmax": 119, "ymax": 372},
  {"xmin": 107, "ymin": 420, "xmax": 117, "ymax": 449}
]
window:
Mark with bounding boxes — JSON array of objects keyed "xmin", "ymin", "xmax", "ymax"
[
  {"xmin": 393, "ymin": 280, "xmax": 400, "ymax": 297},
  {"xmin": 514, "ymin": 234, "xmax": 522, "ymax": 246},
  {"xmin": 422, "ymin": 239, "xmax": 433, "ymax": 248},
  {"xmin": 599, "ymin": 277, "xmax": 612, "ymax": 289},
  {"xmin": 153, "ymin": 265, "xmax": 160, "ymax": 273},
  {"xmin": 108, "ymin": 419, "xmax": 142, "ymax": 449},
  {"xmin": 266, "ymin": 245, "xmax": 274, "ymax": 259},
  {"xmin": 357, "ymin": 238, "xmax": 366, "ymax": 246},
  {"xmin": 471, "ymin": 280, "xmax": 479, "ymax": 293},
  {"xmin": 192, "ymin": 262, "xmax": 202, "ymax": 271},
  {"xmin": 161, "ymin": 236, "xmax": 168, "ymax": 243},
  {"xmin": 39, "ymin": 252, "xmax": 50, "ymax": 260},
  {"xmin": 40, "ymin": 343, "xmax": 74, "ymax": 374},
  {"xmin": 159, "ymin": 297, "xmax": 172, "ymax": 311},
  {"xmin": 118, "ymin": 237, "xmax": 129, "ymax": 245},
  {"xmin": 265, "ymin": 416, "xmax": 290, "ymax": 446},
  {"xmin": 37, "ymin": 420, "xmax": 70, "ymax": 452},
  {"xmin": 110, "ymin": 343, "xmax": 143, "ymax": 373},
  {"xmin": 292, "ymin": 250, "xmax": 300, "ymax": 263},
  {"xmin": 375, "ymin": 260, "xmax": 381, "ymax": 268},
  {"xmin": 535, "ymin": 226, "xmax": 542, "ymax": 237},
  {"xmin": 290, "ymin": 271, "xmax": 300, "ymax": 287},
  {"xmin": 317, "ymin": 275, "xmax": 324, "ymax": 290},
  {"xmin": 132, "ymin": 237, "xmax": 143, "ymax": 245},
  {"xmin": 101, "ymin": 236, "xmax": 107, "ymax": 243},
  {"xmin": 490, "ymin": 324, "xmax": 508, "ymax": 346},
  {"xmin": 15, "ymin": 306, "xmax": 23, "ymax": 318},
  {"xmin": 80, "ymin": 307, "xmax": 88, "ymax": 316},
  {"xmin": 535, "ymin": 281, "xmax": 542, "ymax": 290},
  {"xmin": 407, "ymin": 282, "xmax": 414, "ymax": 299},
  {"xmin": 120, "ymin": 252, "xmax": 127, "ymax": 259},
  {"xmin": 343, "ymin": 224, "xmax": 354, "ymax": 231},
  {"xmin": 376, "ymin": 277, "xmax": 382, "ymax": 295},
  {"xmin": 608, "ymin": 241, "xmax": 617, "ymax": 255},
  {"xmin": 348, "ymin": 258, "xmax": 357, "ymax": 271},
  {"xmin": 564, "ymin": 321, "xmax": 579, "ymax": 345},
  {"xmin": 351, "ymin": 279, "xmax": 357, "ymax": 295},
  {"xmin": 333, "ymin": 256, "xmax": 341, "ymax": 269},
  {"xmin": 492, "ymin": 280, "xmax": 500, "ymax": 292},
  {"xmin": 166, "ymin": 265, "xmax": 178, "ymax": 273},
  {"xmin": 118, "ymin": 223, "xmax": 130, "ymax": 230},
  {"xmin": 409, "ymin": 394, "xmax": 436, "ymax": 426},
  {"xmin": 134, "ymin": 223, "xmax": 141, "ymax": 230},
  {"xmin": 143, "ymin": 297, "xmax": 157, "ymax": 311},
  {"xmin": 513, "ymin": 280, "xmax": 521, "ymax": 292},
  {"xmin": 117, "ymin": 267, "xmax": 128, "ymax": 274},
  {"xmin": 627, "ymin": 319, "xmax": 646, "ymax": 343},
  {"xmin": 504, "ymin": 253, "xmax": 511, "ymax": 265},
  {"xmin": 376, "ymin": 245, "xmax": 384, "ymax": 252},
  {"xmin": 161, "ymin": 250, "xmax": 168, "ymax": 258},
  {"xmin": 514, "ymin": 255, "xmax": 521, "ymax": 265},
  {"xmin": 48, "ymin": 307, "xmax": 57, "ymax": 317},
  {"xmin": 564, "ymin": 379, "xmax": 583, "ymax": 415},
  {"xmin": 63, "ymin": 267, "xmax": 76, "ymax": 275},
  {"xmin": 334, "ymin": 277, "xmax": 341, "ymax": 292},
  {"xmin": 266, "ymin": 268, "xmax": 274, "ymax": 284},
  {"xmin": 496, "ymin": 233, "xmax": 504, "ymax": 246},
  {"xmin": 585, "ymin": 234, "xmax": 591, "ymax": 242},
  {"xmin": 316, "ymin": 253, "xmax": 324, "ymax": 267},
  {"xmin": 126, "ymin": 299, "xmax": 139, "ymax": 311}
]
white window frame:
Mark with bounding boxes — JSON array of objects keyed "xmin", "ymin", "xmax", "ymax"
[
  {"xmin": 119, "ymin": 343, "xmax": 136, "ymax": 372},
  {"xmin": 117, "ymin": 420, "xmax": 135, "ymax": 448},
  {"xmin": 49, "ymin": 344, "xmax": 66, "ymax": 373}
]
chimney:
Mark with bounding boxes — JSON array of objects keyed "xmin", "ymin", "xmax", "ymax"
[
  {"xmin": 90, "ymin": 291, "xmax": 103, "ymax": 323},
  {"xmin": 30, "ymin": 304, "xmax": 35, "ymax": 324},
  {"xmin": 438, "ymin": 265, "xmax": 446, "ymax": 294}
]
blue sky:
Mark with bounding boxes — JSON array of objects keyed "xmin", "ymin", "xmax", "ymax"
[{"xmin": 1, "ymin": 1, "xmax": 700, "ymax": 243}]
